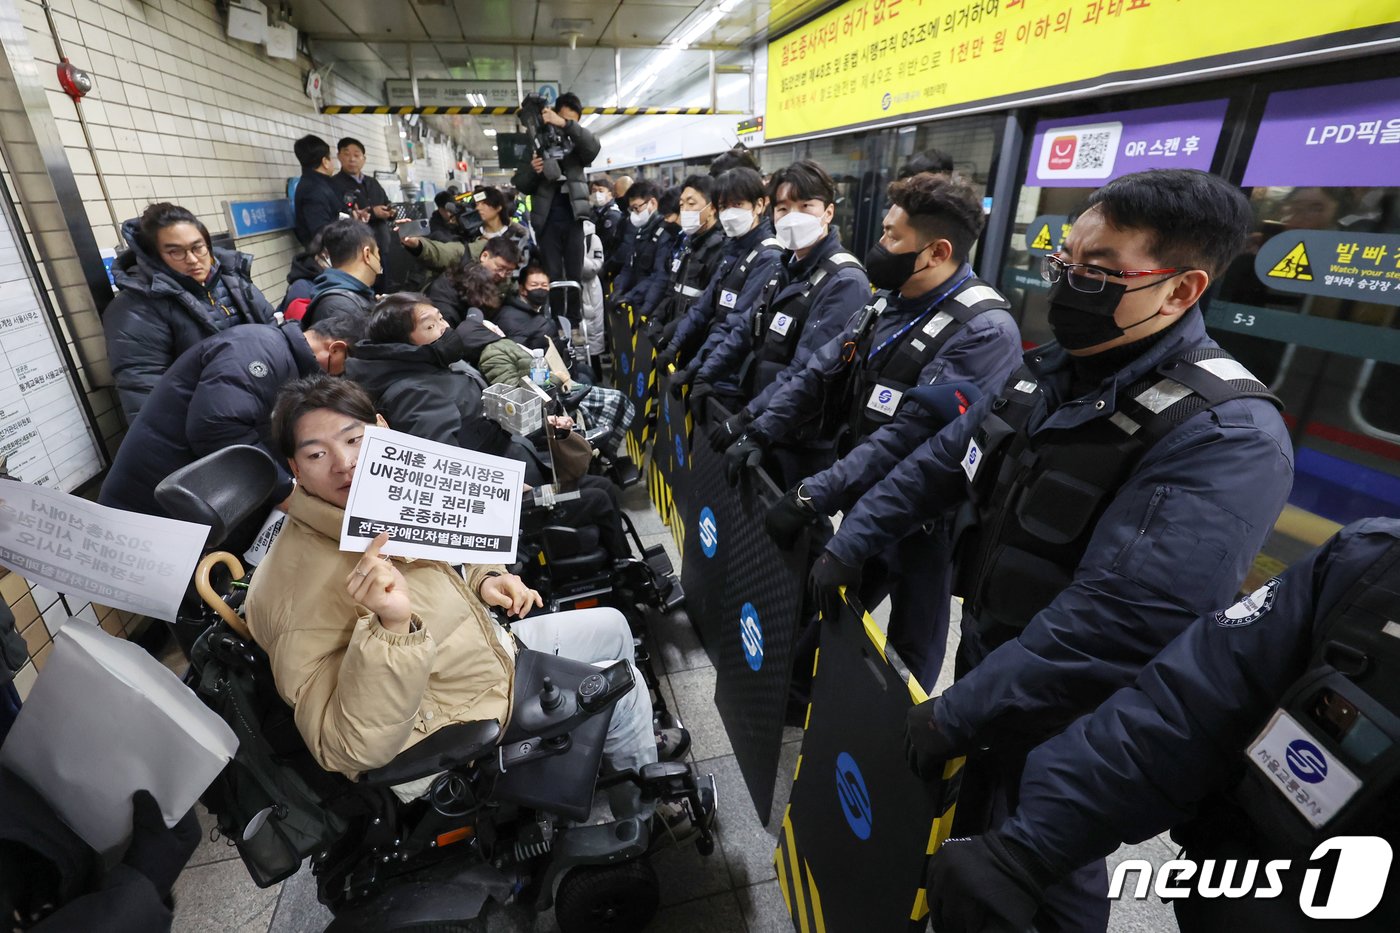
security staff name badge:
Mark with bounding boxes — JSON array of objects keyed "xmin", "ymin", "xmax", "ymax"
[
  {"xmin": 1247, "ymin": 709, "xmax": 1361, "ymax": 828},
  {"xmin": 866, "ymin": 384, "xmax": 903, "ymax": 417},
  {"xmin": 720, "ymin": 289, "xmax": 738, "ymax": 308},
  {"xmin": 961, "ymin": 437, "xmax": 983, "ymax": 481},
  {"xmin": 769, "ymin": 313, "xmax": 793, "ymax": 336},
  {"xmin": 922, "ymin": 311, "xmax": 954, "ymax": 339}
]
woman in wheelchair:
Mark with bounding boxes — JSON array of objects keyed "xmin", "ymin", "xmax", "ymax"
[{"xmin": 244, "ymin": 375, "xmax": 687, "ymax": 821}]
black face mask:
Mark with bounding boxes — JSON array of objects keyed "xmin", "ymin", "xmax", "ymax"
[
  {"xmin": 1046, "ymin": 277, "xmax": 1162, "ymax": 351},
  {"xmin": 863, "ymin": 241, "xmax": 928, "ymax": 291},
  {"xmin": 525, "ymin": 288, "xmax": 549, "ymax": 308},
  {"xmin": 426, "ymin": 326, "xmax": 467, "ymax": 367}
]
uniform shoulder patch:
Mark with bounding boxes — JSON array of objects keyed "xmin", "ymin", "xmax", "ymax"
[
  {"xmin": 248, "ymin": 360, "xmax": 270, "ymax": 378},
  {"xmin": 1215, "ymin": 578, "xmax": 1279, "ymax": 627}
]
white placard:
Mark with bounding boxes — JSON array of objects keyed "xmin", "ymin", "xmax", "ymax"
[
  {"xmin": 0, "ymin": 483, "xmax": 210, "ymax": 620},
  {"xmin": 0, "ymin": 622, "xmax": 238, "ymax": 855},
  {"xmin": 339, "ymin": 426, "xmax": 525, "ymax": 564}
]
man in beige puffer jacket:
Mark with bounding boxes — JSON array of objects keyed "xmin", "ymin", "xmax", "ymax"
[{"xmin": 246, "ymin": 375, "xmax": 676, "ymax": 817}]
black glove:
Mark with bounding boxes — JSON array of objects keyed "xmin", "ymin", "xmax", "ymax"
[
  {"xmin": 709, "ymin": 410, "xmax": 752, "ymax": 452},
  {"xmin": 765, "ymin": 485, "xmax": 819, "ymax": 550},
  {"xmin": 687, "ymin": 379, "xmax": 714, "ymax": 413},
  {"xmin": 655, "ymin": 344, "xmax": 679, "ymax": 373},
  {"xmin": 905, "ymin": 698, "xmax": 958, "ymax": 781},
  {"xmin": 643, "ymin": 318, "xmax": 666, "ymax": 343},
  {"xmin": 122, "ymin": 790, "xmax": 201, "ymax": 899},
  {"xmin": 808, "ymin": 550, "xmax": 862, "ymax": 616},
  {"xmin": 927, "ymin": 834, "xmax": 1049, "ymax": 933},
  {"xmin": 723, "ymin": 434, "xmax": 765, "ymax": 485}
]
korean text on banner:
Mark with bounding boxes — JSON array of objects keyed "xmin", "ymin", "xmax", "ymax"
[
  {"xmin": 0, "ymin": 622, "xmax": 238, "ymax": 855},
  {"xmin": 1243, "ymin": 75, "xmax": 1400, "ymax": 187},
  {"xmin": 765, "ymin": 0, "xmax": 1400, "ymax": 141},
  {"xmin": 340, "ymin": 425, "xmax": 525, "ymax": 564},
  {"xmin": 0, "ymin": 484, "xmax": 210, "ymax": 621},
  {"xmin": 1027, "ymin": 100, "xmax": 1228, "ymax": 187}
]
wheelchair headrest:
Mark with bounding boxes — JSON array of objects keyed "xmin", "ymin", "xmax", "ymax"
[{"xmin": 155, "ymin": 445, "xmax": 278, "ymax": 548}]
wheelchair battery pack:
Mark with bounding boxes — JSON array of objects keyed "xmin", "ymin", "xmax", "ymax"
[{"xmin": 495, "ymin": 649, "xmax": 619, "ymax": 822}]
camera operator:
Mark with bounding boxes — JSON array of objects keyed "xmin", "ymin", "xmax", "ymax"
[{"xmin": 511, "ymin": 92, "xmax": 599, "ymax": 294}]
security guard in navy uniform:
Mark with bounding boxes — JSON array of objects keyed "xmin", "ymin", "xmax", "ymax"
[
  {"xmin": 609, "ymin": 180, "xmax": 673, "ymax": 307},
  {"xmin": 815, "ymin": 169, "xmax": 1296, "ymax": 932},
  {"xmin": 750, "ymin": 171, "xmax": 1023, "ymax": 686},
  {"xmin": 655, "ymin": 168, "xmax": 786, "ymax": 398},
  {"xmin": 639, "ymin": 174, "xmax": 728, "ymax": 341},
  {"xmin": 702, "ymin": 160, "xmax": 871, "ymax": 485},
  {"xmin": 923, "ymin": 517, "xmax": 1400, "ymax": 932}
]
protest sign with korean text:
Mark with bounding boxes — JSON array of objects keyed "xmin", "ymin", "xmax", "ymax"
[
  {"xmin": 340, "ymin": 426, "xmax": 525, "ymax": 564},
  {"xmin": 0, "ymin": 483, "xmax": 209, "ymax": 620}
]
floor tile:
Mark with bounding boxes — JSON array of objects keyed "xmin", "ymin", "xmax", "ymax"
[
  {"xmin": 267, "ymin": 862, "xmax": 333, "ymax": 933},
  {"xmin": 649, "ymin": 889, "xmax": 745, "ymax": 932},
  {"xmin": 667, "ymin": 665, "xmax": 732, "ymax": 762},
  {"xmin": 697, "ymin": 753, "xmax": 780, "ymax": 889},
  {"xmin": 737, "ymin": 879, "xmax": 793, "ymax": 933},
  {"xmin": 171, "ymin": 854, "xmax": 280, "ymax": 932},
  {"xmin": 187, "ymin": 804, "xmax": 243, "ymax": 869},
  {"xmin": 652, "ymin": 821, "xmax": 735, "ymax": 907},
  {"xmin": 1108, "ymin": 839, "xmax": 1180, "ymax": 932}
]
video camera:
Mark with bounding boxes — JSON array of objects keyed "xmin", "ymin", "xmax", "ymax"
[
  {"xmin": 518, "ymin": 93, "xmax": 573, "ymax": 182},
  {"xmin": 452, "ymin": 193, "xmax": 486, "ymax": 240}
]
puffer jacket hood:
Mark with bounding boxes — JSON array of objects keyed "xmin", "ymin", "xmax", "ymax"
[{"xmin": 113, "ymin": 217, "xmax": 254, "ymax": 298}]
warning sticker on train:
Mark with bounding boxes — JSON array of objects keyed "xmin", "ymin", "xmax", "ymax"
[
  {"xmin": 341, "ymin": 425, "xmax": 524, "ymax": 564},
  {"xmin": 1254, "ymin": 231, "xmax": 1400, "ymax": 307}
]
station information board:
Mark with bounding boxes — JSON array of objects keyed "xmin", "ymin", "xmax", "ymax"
[
  {"xmin": 0, "ymin": 197, "xmax": 104, "ymax": 492},
  {"xmin": 765, "ymin": 0, "xmax": 1400, "ymax": 141}
]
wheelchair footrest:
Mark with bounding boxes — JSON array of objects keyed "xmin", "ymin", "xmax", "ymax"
[{"xmin": 609, "ymin": 455, "xmax": 641, "ymax": 488}]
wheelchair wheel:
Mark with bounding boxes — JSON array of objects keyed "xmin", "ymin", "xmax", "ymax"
[{"xmin": 554, "ymin": 860, "xmax": 660, "ymax": 933}]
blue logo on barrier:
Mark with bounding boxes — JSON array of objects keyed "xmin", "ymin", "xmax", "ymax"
[
  {"xmin": 620, "ymin": 352, "xmax": 630, "ymax": 375},
  {"xmin": 635, "ymin": 372, "xmax": 646, "ymax": 398},
  {"xmin": 1287, "ymin": 739, "xmax": 1329, "ymax": 784},
  {"xmin": 878, "ymin": 388, "xmax": 893, "ymax": 405},
  {"xmin": 836, "ymin": 752, "xmax": 873, "ymax": 840},
  {"xmin": 699, "ymin": 507, "xmax": 718, "ymax": 558},
  {"xmin": 739, "ymin": 602, "xmax": 763, "ymax": 671},
  {"xmin": 881, "ymin": 92, "xmax": 893, "ymax": 111},
  {"xmin": 675, "ymin": 434, "xmax": 685, "ymax": 466}
]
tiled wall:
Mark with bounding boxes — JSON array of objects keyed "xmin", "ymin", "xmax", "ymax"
[
  {"xmin": 0, "ymin": 0, "xmax": 459, "ymax": 687},
  {"xmin": 14, "ymin": 0, "xmax": 402, "ymax": 301}
]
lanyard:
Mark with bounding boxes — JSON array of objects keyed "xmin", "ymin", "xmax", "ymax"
[{"xmin": 866, "ymin": 269, "xmax": 974, "ymax": 363}]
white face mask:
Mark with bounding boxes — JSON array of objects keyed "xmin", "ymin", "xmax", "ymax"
[
  {"xmin": 775, "ymin": 210, "xmax": 825, "ymax": 251},
  {"xmin": 680, "ymin": 209, "xmax": 703, "ymax": 235},
  {"xmin": 629, "ymin": 206, "xmax": 653, "ymax": 228},
  {"xmin": 719, "ymin": 207, "xmax": 756, "ymax": 238},
  {"xmin": 591, "ymin": 191, "xmax": 611, "ymax": 207}
]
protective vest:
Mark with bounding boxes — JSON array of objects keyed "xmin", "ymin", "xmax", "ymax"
[
  {"xmin": 750, "ymin": 251, "xmax": 862, "ymax": 390},
  {"xmin": 1235, "ymin": 540, "xmax": 1400, "ymax": 855},
  {"xmin": 845, "ymin": 277, "xmax": 1009, "ymax": 443},
  {"xmin": 667, "ymin": 228, "xmax": 727, "ymax": 303},
  {"xmin": 628, "ymin": 219, "xmax": 668, "ymax": 279},
  {"xmin": 952, "ymin": 346, "xmax": 1281, "ymax": 640},
  {"xmin": 713, "ymin": 237, "xmax": 784, "ymax": 317}
]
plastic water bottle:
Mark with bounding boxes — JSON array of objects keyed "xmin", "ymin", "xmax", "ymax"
[{"xmin": 529, "ymin": 348, "xmax": 550, "ymax": 387}]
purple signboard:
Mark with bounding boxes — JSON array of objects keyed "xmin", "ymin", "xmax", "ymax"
[
  {"xmin": 1243, "ymin": 76, "xmax": 1400, "ymax": 188},
  {"xmin": 1027, "ymin": 100, "xmax": 1229, "ymax": 188}
]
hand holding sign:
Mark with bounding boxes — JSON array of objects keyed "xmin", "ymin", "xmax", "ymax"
[{"xmin": 347, "ymin": 532, "xmax": 413, "ymax": 633}]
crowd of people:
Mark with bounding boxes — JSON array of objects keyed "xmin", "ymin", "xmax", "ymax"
[{"xmin": 2, "ymin": 86, "xmax": 1395, "ymax": 932}]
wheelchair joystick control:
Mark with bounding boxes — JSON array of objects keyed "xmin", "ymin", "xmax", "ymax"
[{"xmin": 540, "ymin": 676, "xmax": 564, "ymax": 712}]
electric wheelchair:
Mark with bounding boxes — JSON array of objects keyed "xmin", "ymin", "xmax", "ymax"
[{"xmin": 155, "ymin": 446, "xmax": 717, "ymax": 932}]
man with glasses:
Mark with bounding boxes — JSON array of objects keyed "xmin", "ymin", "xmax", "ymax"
[{"xmin": 809, "ymin": 169, "xmax": 1295, "ymax": 931}]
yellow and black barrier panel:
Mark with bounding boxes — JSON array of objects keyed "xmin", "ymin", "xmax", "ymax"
[
  {"xmin": 648, "ymin": 368, "xmax": 691, "ymax": 536},
  {"xmin": 682, "ymin": 416, "xmax": 815, "ymax": 823},
  {"xmin": 777, "ymin": 591, "xmax": 964, "ymax": 932},
  {"xmin": 605, "ymin": 301, "xmax": 634, "ymax": 398},
  {"xmin": 625, "ymin": 319, "xmax": 660, "ymax": 457}
]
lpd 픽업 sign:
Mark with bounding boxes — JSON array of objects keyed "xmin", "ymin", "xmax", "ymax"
[{"xmin": 340, "ymin": 426, "xmax": 525, "ymax": 564}]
